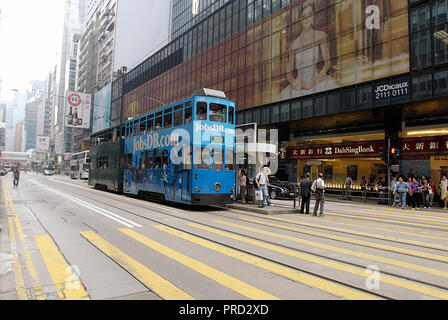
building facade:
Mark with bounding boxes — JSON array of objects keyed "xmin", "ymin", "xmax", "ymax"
[{"xmin": 111, "ymin": 0, "xmax": 448, "ymax": 191}]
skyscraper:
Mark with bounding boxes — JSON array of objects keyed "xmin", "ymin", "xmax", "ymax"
[{"xmin": 51, "ymin": 0, "xmax": 85, "ymax": 157}]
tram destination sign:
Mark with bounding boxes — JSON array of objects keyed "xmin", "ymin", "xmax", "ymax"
[{"xmin": 374, "ymin": 79, "xmax": 410, "ymax": 101}]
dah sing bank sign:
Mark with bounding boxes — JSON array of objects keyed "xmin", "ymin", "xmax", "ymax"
[{"xmin": 288, "ymin": 142, "xmax": 384, "ymax": 160}]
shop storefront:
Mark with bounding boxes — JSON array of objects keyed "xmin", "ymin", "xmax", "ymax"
[{"xmin": 288, "ymin": 141, "xmax": 386, "ymax": 188}]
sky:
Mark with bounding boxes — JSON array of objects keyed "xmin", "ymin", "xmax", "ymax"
[{"xmin": 0, "ymin": 0, "xmax": 65, "ymax": 100}]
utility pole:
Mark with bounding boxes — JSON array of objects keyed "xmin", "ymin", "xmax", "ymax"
[{"xmin": 387, "ymin": 136, "xmax": 391, "ymax": 206}]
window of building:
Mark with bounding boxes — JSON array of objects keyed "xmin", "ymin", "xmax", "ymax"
[{"xmin": 412, "ymin": 74, "xmax": 433, "ymax": 99}]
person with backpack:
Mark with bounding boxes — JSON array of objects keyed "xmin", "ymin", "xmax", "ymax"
[{"xmin": 311, "ymin": 173, "xmax": 326, "ymax": 217}]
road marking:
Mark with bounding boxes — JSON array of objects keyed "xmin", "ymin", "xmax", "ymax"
[
  {"xmin": 339, "ymin": 205, "xmax": 448, "ymax": 218},
  {"xmin": 215, "ymin": 220, "xmax": 448, "ymax": 279},
  {"xmin": 265, "ymin": 215, "xmax": 448, "ymax": 252},
  {"xmin": 187, "ymin": 223, "xmax": 448, "ymax": 300},
  {"xmin": 241, "ymin": 217, "xmax": 448, "ymax": 263},
  {"xmin": 119, "ymin": 228, "xmax": 279, "ymax": 300},
  {"xmin": 49, "ymin": 178, "xmax": 181, "ymax": 213},
  {"xmin": 80, "ymin": 231, "xmax": 193, "ymax": 300},
  {"xmin": 332, "ymin": 209, "xmax": 448, "ymax": 225},
  {"xmin": 2, "ymin": 179, "xmax": 45, "ymax": 300},
  {"xmin": 33, "ymin": 181, "xmax": 142, "ymax": 228},
  {"xmin": 155, "ymin": 224, "xmax": 378, "ymax": 300},
  {"xmin": 325, "ymin": 211, "xmax": 448, "ymax": 231},
  {"xmin": 35, "ymin": 235, "xmax": 90, "ymax": 300},
  {"xmin": 7, "ymin": 217, "xmax": 28, "ymax": 300}
]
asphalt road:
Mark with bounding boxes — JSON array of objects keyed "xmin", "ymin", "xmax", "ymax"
[{"xmin": 1, "ymin": 173, "xmax": 448, "ymax": 300}]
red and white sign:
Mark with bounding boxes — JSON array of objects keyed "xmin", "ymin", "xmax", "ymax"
[
  {"xmin": 401, "ymin": 136, "xmax": 448, "ymax": 156},
  {"xmin": 288, "ymin": 141, "xmax": 384, "ymax": 160},
  {"xmin": 65, "ymin": 92, "xmax": 91, "ymax": 129}
]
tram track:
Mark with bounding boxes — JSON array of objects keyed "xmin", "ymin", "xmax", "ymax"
[
  {"xmin": 49, "ymin": 178, "xmax": 448, "ymax": 253},
  {"xmin": 39, "ymin": 179, "xmax": 448, "ymax": 299}
]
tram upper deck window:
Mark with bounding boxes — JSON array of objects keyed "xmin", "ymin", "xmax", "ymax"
[
  {"xmin": 140, "ymin": 120, "xmax": 146, "ymax": 135},
  {"xmin": 133, "ymin": 122, "xmax": 139, "ymax": 136},
  {"xmin": 209, "ymin": 103, "xmax": 226, "ymax": 123},
  {"xmin": 155, "ymin": 112, "xmax": 163, "ymax": 131},
  {"xmin": 164, "ymin": 111, "xmax": 172, "ymax": 129},
  {"xmin": 228, "ymin": 106, "xmax": 235, "ymax": 125},
  {"xmin": 185, "ymin": 107, "xmax": 192, "ymax": 124},
  {"xmin": 147, "ymin": 117, "xmax": 154, "ymax": 132},
  {"xmin": 196, "ymin": 102, "xmax": 208, "ymax": 121},
  {"xmin": 174, "ymin": 105, "xmax": 184, "ymax": 127}
]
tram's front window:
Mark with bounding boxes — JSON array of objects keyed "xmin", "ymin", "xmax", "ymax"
[
  {"xmin": 209, "ymin": 103, "xmax": 226, "ymax": 123},
  {"xmin": 196, "ymin": 102, "xmax": 207, "ymax": 121}
]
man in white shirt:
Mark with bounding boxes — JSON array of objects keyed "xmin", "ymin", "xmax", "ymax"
[
  {"xmin": 255, "ymin": 168, "xmax": 272, "ymax": 208},
  {"xmin": 311, "ymin": 173, "xmax": 326, "ymax": 217}
]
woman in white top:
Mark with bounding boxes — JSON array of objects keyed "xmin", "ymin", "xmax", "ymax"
[{"xmin": 278, "ymin": 0, "xmax": 339, "ymax": 101}]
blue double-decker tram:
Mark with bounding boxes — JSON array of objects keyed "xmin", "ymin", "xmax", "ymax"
[{"xmin": 123, "ymin": 89, "xmax": 236, "ymax": 206}]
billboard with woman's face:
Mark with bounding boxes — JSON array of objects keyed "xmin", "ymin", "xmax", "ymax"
[
  {"xmin": 123, "ymin": 0, "xmax": 410, "ymax": 120},
  {"xmin": 274, "ymin": 0, "xmax": 409, "ymax": 102}
]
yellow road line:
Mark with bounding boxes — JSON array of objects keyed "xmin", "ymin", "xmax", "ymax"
[
  {"xmin": 340, "ymin": 206, "xmax": 448, "ymax": 219},
  {"xmin": 35, "ymin": 235, "xmax": 90, "ymax": 300},
  {"xmin": 274, "ymin": 215, "xmax": 448, "ymax": 252},
  {"xmin": 187, "ymin": 222, "xmax": 448, "ymax": 300},
  {"xmin": 119, "ymin": 228, "xmax": 279, "ymax": 300},
  {"xmin": 155, "ymin": 224, "xmax": 378, "ymax": 300},
  {"xmin": 2, "ymin": 179, "xmax": 46, "ymax": 300},
  {"xmin": 332, "ymin": 209, "xmax": 448, "ymax": 226},
  {"xmin": 241, "ymin": 217, "xmax": 448, "ymax": 263},
  {"xmin": 7, "ymin": 217, "xmax": 28, "ymax": 300},
  {"xmin": 325, "ymin": 211, "xmax": 448, "ymax": 231},
  {"xmin": 80, "ymin": 231, "xmax": 193, "ymax": 300},
  {"xmin": 215, "ymin": 220, "xmax": 448, "ymax": 279}
]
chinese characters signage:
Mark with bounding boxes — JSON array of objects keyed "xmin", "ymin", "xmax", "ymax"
[
  {"xmin": 288, "ymin": 142, "xmax": 384, "ymax": 160},
  {"xmin": 401, "ymin": 137, "xmax": 448, "ymax": 156}
]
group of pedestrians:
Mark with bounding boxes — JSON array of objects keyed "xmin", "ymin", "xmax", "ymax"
[
  {"xmin": 299, "ymin": 173, "xmax": 326, "ymax": 217},
  {"xmin": 392, "ymin": 175, "xmax": 448, "ymax": 210}
]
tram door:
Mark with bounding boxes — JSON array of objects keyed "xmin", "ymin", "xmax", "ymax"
[{"xmin": 181, "ymin": 146, "xmax": 192, "ymax": 202}]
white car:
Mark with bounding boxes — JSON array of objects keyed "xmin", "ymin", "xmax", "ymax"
[{"xmin": 44, "ymin": 169, "xmax": 55, "ymax": 176}]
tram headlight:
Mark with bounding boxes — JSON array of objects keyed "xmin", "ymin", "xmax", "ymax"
[{"xmin": 214, "ymin": 183, "xmax": 222, "ymax": 192}]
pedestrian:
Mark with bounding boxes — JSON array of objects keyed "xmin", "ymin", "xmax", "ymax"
[
  {"xmin": 255, "ymin": 167, "xmax": 272, "ymax": 208},
  {"xmin": 390, "ymin": 177, "xmax": 398, "ymax": 206},
  {"xmin": 421, "ymin": 179, "xmax": 431, "ymax": 209},
  {"xmin": 299, "ymin": 173, "xmax": 313, "ymax": 214},
  {"xmin": 428, "ymin": 177, "xmax": 436, "ymax": 207},
  {"xmin": 239, "ymin": 170, "xmax": 248, "ymax": 204},
  {"xmin": 360, "ymin": 176, "xmax": 367, "ymax": 199},
  {"xmin": 12, "ymin": 168, "xmax": 20, "ymax": 188},
  {"xmin": 394, "ymin": 177, "xmax": 411, "ymax": 209},
  {"xmin": 410, "ymin": 177, "xmax": 422, "ymax": 210},
  {"xmin": 406, "ymin": 177, "xmax": 413, "ymax": 208},
  {"xmin": 344, "ymin": 175, "xmax": 353, "ymax": 200},
  {"xmin": 311, "ymin": 173, "xmax": 326, "ymax": 217},
  {"xmin": 440, "ymin": 176, "xmax": 448, "ymax": 209}
]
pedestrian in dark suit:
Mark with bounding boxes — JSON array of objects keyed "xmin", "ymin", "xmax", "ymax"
[{"xmin": 300, "ymin": 173, "xmax": 313, "ymax": 214}]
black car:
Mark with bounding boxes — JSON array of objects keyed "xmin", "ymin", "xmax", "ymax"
[
  {"xmin": 266, "ymin": 176, "xmax": 297, "ymax": 200},
  {"xmin": 241, "ymin": 176, "xmax": 296, "ymax": 202}
]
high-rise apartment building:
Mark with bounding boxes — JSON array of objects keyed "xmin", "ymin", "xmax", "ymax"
[
  {"xmin": 5, "ymin": 91, "xmax": 27, "ymax": 151},
  {"xmin": 24, "ymin": 94, "xmax": 44, "ymax": 151}
]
